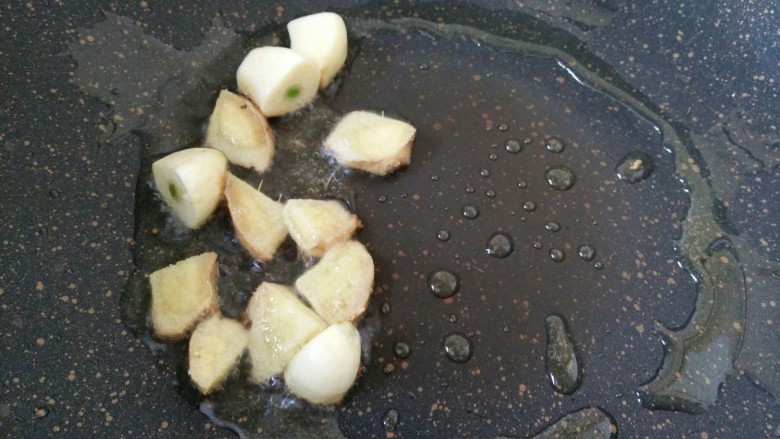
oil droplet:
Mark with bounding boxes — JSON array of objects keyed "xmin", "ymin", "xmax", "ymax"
[
  {"xmin": 544, "ymin": 221, "xmax": 561, "ymax": 233},
  {"xmin": 578, "ymin": 244, "xmax": 596, "ymax": 261},
  {"xmin": 378, "ymin": 195, "xmax": 387, "ymax": 203},
  {"xmin": 34, "ymin": 407, "xmax": 50, "ymax": 418},
  {"xmin": 594, "ymin": 261, "xmax": 604, "ymax": 270},
  {"xmin": 250, "ymin": 260, "xmax": 265, "ymax": 273},
  {"xmin": 428, "ymin": 270, "xmax": 460, "ymax": 298},
  {"xmin": 533, "ymin": 241, "xmax": 543, "ymax": 249},
  {"xmin": 616, "ymin": 151, "xmax": 654, "ymax": 183},
  {"xmin": 448, "ymin": 313, "xmax": 458, "ymax": 323},
  {"xmin": 545, "ymin": 167, "xmax": 575, "ymax": 191},
  {"xmin": 479, "ymin": 168, "xmax": 491, "ymax": 177},
  {"xmin": 486, "ymin": 232, "xmax": 514, "ymax": 258},
  {"xmin": 383, "ymin": 409, "xmax": 399, "ymax": 432},
  {"xmin": 549, "ymin": 248, "xmax": 565, "ymax": 262},
  {"xmin": 504, "ymin": 139, "xmax": 523, "ymax": 153},
  {"xmin": 517, "ymin": 180, "xmax": 528, "ymax": 188},
  {"xmin": 430, "ymin": 174, "xmax": 439, "ymax": 181},
  {"xmin": 545, "ymin": 137, "xmax": 566, "ymax": 153},
  {"xmin": 462, "ymin": 205, "xmax": 479, "ymax": 219},
  {"xmin": 485, "ymin": 190, "xmax": 496, "ymax": 198},
  {"xmin": 443, "ymin": 332, "xmax": 473, "ymax": 363},
  {"xmin": 393, "ymin": 342, "xmax": 411, "ymax": 359},
  {"xmin": 498, "ymin": 123, "xmax": 510, "ymax": 132},
  {"xmin": 545, "ymin": 314, "xmax": 582, "ymax": 394},
  {"xmin": 381, "ymin": 303, "xmax": 392, "ymax": 315},
  {"xmin": 529, "ymin": 407, "xmax": 615, "ymax": 439},
  {"xmin": 523, "ymin": 201, "xmax": 537, "ymax": 212},
  {"xmin": 465, "ymin": 186, "xmax": 475, "ymax": 193},
  {"xmin": 489, "ymin": 152, "xmax": 499, "ymax": 160},
  {"xmin": 419, "ymin": 63, "xmax": 430, "ymax": 70},
  {"xmin": 436, "ymin": 230, "xmax": 451, "ymax": 241}
]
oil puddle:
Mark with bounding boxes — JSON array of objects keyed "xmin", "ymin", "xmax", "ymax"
[
  {"xmin": 526, "ymin": 406, "xmax": 616, "ymax": 439},
  {"xmin": 350, "ymin": 14, "xmax": 760, "ymax": 413},
  {"xmin": 544, "ymin": 314, "xmax": 581, "ymax": 395},
  {"xmin": 68, "ymin": 2, "xmax": 777, "ymax": 438}
]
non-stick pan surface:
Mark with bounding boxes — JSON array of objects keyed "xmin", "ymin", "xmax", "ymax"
[{"xmin": 1, "ymin": 1, "xmax": 778, "ymax": 438}]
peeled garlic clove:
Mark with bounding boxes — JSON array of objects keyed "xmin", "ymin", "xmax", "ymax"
[
  {"xmin": 236, "ymin": 46, "xmax": 320, "ymax": 117},
  {"xmin": 152, "ymin": 148, "xmax": 228, "ymax": 229},
  {"xmin": 284, "ymin": 321, "xmax": 361, "ymax": 404},
  {"xmin": 287, "ymin": 12, "xmax": 348, "ymax": 89}
]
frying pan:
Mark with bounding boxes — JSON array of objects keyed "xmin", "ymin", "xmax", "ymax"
[{"xmin": 1, "ymin": 0, "xmax": 778, "ymax": 437}]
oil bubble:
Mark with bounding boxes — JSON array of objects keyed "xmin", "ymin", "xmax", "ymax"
[
  {"xmin": 436, "ymin": 230, "xmax": 451, "ymax": 241},
  {"xmin": 578, "ymin": 244, "xmax": 596, "ymax": 261},
  {"xmin": 545, "ymin": 167, "xmax": 575, "ymax": 191},
  {"xmin": 381, "ymin": 303, "xmax": 392, "ymax": 315},
  {"xmin": 544, "ymin": 221, "xmax": 561, "ymax": 232},
  {"xmin": 545, "ymin": 137, "xmax": 565, "ymax": 153},
  {"xmin": 479, "ymin": 168, "xmax": 491, "ymax": 177},
  {"xmin": 533, "ymin": 241, "xmax": 543, "ymax": 249},
  {"xmin": 393, "ymin": 342, "xmax": 411, "ymax": 359},
  {"xmin": 485, "ymin": 190, "xmax": 496, "ymax": 198},
  {"xmin": 466, "ymin": 186, "xmax": 475, "ymax": 193},
  {"xmin": 523, "ymin": 201, "xmax": 537, "ymax": 212},
  {"xmin": 443, "ymin": 332, "xmax": 473, "ymax": 363},
  {"xmin": 383, "ymin": 409, "xmax": 399, "ymax": 432},
  {"xmin": 616, "ymin": 151, "xmax": 654, "ymax": 183},
  {"xmin": 504, "ymin": 139, "xmax": 523, "ymax": 153},
  {"xmin": 428, "ymin": 270, "xmax": 460, "ymax": 298},
  {"xmin": 498, "ymin": 123, "xmax": 510, "ymax": 132},
  {"xmin": 462, "ymin": 205, "xmax": 479, "ymax": 219},
  {"xmin": 486, "ymin": 232, "xmax": 514, "ymax": 258},
  {"xmin": 549, "ymin": 248, "xmax": 565, "ymax": 262},
  {"xmin": 489, "ymin": 153, "xmax": 499, "ymax": 160},
  {"xmin": 249, "ymin": 260, "xmax": 265, "ymax": 273},
  {"xmin": 517, "ymin": 180, "xmax": 528, "ymax": 188}
]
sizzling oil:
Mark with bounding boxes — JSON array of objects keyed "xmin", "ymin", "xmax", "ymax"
[{"xmin": 68, "ymin": 2, "xmax": 779, "ymax": 438}]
